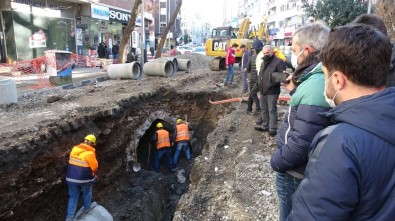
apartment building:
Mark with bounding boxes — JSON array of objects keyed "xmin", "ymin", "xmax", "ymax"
[{"xmin": 153, "ymin": 0, "xmax": 181, "ymax": 48}]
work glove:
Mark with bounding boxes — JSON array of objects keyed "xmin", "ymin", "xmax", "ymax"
[{"xmin": 92, "ymin": 175, "xmax": 99, "ymax": 184}]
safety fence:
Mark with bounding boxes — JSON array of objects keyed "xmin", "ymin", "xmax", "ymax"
[{"xmin": 0, "ymin": 51, "xmax": 116, "ymax": 89}]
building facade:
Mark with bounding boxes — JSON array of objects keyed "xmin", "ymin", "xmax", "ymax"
[
  {"xmin": 0, "ymin": 0, "xmax": 154, "ymax": 63},
  {"xmin": 236, "ymin": 0, "xmax": 310, "ymax": 46},
  {"xmin": 154, "ymin": 0, "xmax": 181, "ymax": 48}
]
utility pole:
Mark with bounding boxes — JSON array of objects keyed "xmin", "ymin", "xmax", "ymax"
[
  {"xmin": 367, "ymin": 0, "xmax": 372, "ymax": 14},
  {"xmin": 140, "ymin": 0, "xmax": 145, "ymax": 64}
]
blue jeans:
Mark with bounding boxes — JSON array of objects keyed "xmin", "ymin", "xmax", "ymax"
[
  {"xmin": 113, "ymin": 53, "xmax": 118, "ymax": 59},
  {"xmin": 154, "ymin": 148, "xmax": 174, "ymax": 172},
  {"xmin": 240, "ymin": 70, "xmax": 248, "ymax": 92},
  {"xmin": 260, "ymin": 93, "xmax": 280, "ymax": 132},
  {"xmin": 275, "ymin": 172, "xmax": 302, "ymax": 221},
  {"xmin": 66, "ymin": 183, "xmax": 92, "ymax": 219},
  {"xmin": 224, "ymin": 64, "xmax": 235, "ymax": 84},
  {"xmin": 173, "ymin": 142, "xmax": 191, "ymax": 165}
]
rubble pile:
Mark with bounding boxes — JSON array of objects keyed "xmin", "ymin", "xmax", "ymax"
[{"xmin": 178, "ymin": 53, "xmax": 212, "ymax": 70}]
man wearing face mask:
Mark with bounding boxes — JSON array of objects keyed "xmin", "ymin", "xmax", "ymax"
[
  {"xmin": 288, "ymin": 24, "xmax": 395, "ymax": 221},
  {"xmin": 254, "ymin": 45, "xmax": 286, "ymax": 137},
  {"xmin": 270, "ymin": 22, "xmax": 332, "ymax": 221}
]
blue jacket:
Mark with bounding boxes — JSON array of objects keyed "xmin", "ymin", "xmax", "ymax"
[
  {"xmin": 241, "ymin": 50, "xmax": 252, "ymax": 69},
  {"xmin": 271, "ymin": 63, "xmax": 331, "ymax": 177},
  {"xmin": 288, "ymin": 88, "xmax": 395, "ymax": 221}
]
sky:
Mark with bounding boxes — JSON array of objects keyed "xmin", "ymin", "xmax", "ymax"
[{"xmin": 183, "ymin": 0, "xmax": 226, "ymax": 26}]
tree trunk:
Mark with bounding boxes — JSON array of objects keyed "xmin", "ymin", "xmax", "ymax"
[
  {"xmin": 117, "ymin": 0, "xmax": 142, "ymax": 64},
  {"xmin": 155, "ymin": 0, "xmax": 183, "ymax": 59},
  {"xmin": 375, "ymin": 0, "xmax": 395, "ymax": 41}
]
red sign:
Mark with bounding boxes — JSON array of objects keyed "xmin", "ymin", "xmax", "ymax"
[
  {"xmin": 29, "ymin": 29, "xmax": 47, "ymax": 48},
  {"xmin": 284, "ymin": 32, "xmax": 293, "ymax": 38}
]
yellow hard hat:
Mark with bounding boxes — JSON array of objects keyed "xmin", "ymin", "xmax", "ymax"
[
  {"xmin": 84, "ymin": 134, "xmax": 96, "ymax": 145},
  {"xmin": 156, "ymin": 122, "xmax": 163, "ymax": 128},
  {"xmin": 177, "ymin": 118, "xmax": 182, "ymax": 123}
]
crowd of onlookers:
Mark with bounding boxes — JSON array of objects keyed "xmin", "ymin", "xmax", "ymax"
[{"xmin": 230, "ymin": 14, "xmax": 395, "ymax": 220}]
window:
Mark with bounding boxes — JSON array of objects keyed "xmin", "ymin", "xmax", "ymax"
[
  {"xmin": 160, "ymin": 22, "xmax": 166, "ymax": 27},
  {"xmin": 160, "ymin": 8, "xmax": 166, "ymax": 15}
]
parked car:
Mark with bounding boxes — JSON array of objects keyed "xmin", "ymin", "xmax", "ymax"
[
  {"xmin": 192, "ymin": 46, "xmax": 206, "ymax": 55},
  {"xmin": 176, "ymin": 46, "xmax": 194, "ymax": 55}
]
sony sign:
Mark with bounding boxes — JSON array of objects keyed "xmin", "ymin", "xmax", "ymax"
[{"xmin": 109, "ymin": 8, "xmax": 131, "ymax": 24}]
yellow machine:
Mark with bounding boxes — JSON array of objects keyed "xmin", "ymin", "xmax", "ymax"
[
  {"xmin": 205, "ymin": 18, "xmax": 254, "ymax": 71},
  {"xmin": 249, "ymin": 20, "xmax": 268, "ymax": 42}
]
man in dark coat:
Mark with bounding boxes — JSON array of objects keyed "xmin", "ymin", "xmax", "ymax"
[
  {"xmin": 288, "ymin": 24, "xmax": 395, "ymax": 221},
  {"xmin": 254, "ymin": 45, "xmax": 286, "ymax": 137},
  {"xmin": 246, "ymin": 38, "xmax": 263, "ymax": 113},
  {"xmin": 97, "ymin": 42, "xmax": 106, "ymax": 58}
]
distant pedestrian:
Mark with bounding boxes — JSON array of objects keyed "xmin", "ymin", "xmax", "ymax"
[
  {"xmin": 112, "ymin": 41, "xmax": 120, "ymax": 59},
  {"xmin": 97, "ymin": 42, "xmax": 106, "ymax": 58},
  {"xmin": 150, "ymin": 46, "xmax": 155, "ymax": 58},
  {"xmin": 126, "ymin": 50, "xmax": 136, "ymax": 63},
  {"xmin": 173, "ymin": 118, "xmax": 193, "ymax": 166},
  {"xmin": 65, "ymin": 134, "xmax": 98, "ymax": 221},
  {"xmin": 224, "ymin": 43, "xmax": 238, "ymax": 85},
  {"xmin": 170, "ymin": 45, "xmax": 177, "ymax": 56},
  {"xmin": 151, "ymin": 123, "xmax": 175, "ymax": 173},
  {"xmin": 288, "ymin": 24, "xmax": 395, "ymax": 221},
  {"xmin": 240, "ymin": 45, "xmax": 252, "ymax": 93}
]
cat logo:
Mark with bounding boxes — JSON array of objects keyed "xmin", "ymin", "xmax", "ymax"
[{"xmin": 212, "ymin": 41, "xmax": 227, "ymax": 52}]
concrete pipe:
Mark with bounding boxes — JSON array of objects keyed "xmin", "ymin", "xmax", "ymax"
[
  {"xmin": 107, "ymin": 62, "xmax": 142, "ymax": 80},
  {"xmin": 155, "ymin": 57, "xmax": 178, "ymax": 74},
  {"xmin": 143, "ymin": 60, "xmax": 174, "ymax": 77},
  {"xmin": 0, "ymin": 77, "xmax": 17, "ymax": 105},
  {"xmin": 176, "ymin": 58, "xmax": 191, "ymax": 72}
]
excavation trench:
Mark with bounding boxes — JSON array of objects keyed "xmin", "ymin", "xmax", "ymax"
[{"xmin": 0, "ymin": 88, "xmax": 230, "ymax": 221}]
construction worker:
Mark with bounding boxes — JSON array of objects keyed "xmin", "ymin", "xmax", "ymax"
[
  {"xmin": 65, "ymin": 134, "xmax": 98, "ymax": 221},
  {"xmin": 151, "ymin": 123, "xmax": 175, "ymax": 173},
  {"xmin": 173, "ymin": 118, "xmax": 193, "ymax": 165}
]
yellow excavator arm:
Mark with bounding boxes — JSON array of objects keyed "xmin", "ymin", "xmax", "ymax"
[{"xmin": 236, "ymin": 18, "xmax": 251, "ymax": 39}]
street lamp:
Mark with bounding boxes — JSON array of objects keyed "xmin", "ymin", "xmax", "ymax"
[{"xmin": 140, "ymin": 0, "xmax": 145, "ymax": 64}]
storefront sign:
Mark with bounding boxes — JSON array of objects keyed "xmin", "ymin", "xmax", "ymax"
[
  {"xmin": 109, "ymin": 8, "xmax": 141, "ymax": 26},
  {"xmin": 109, "ymin": 8, "xmax": 130, "ymax": 23},
  {"xmin": 11, "ymin": 0, "xmax": 74, "ymax": 18},
  {"xmin": 29, "ymin": 29, "xmax": 47, "ymax": 48},
  {"xmin": 91, "ymin": 4, "xmax": 109, "ymax": 21},
  {"xmin": 76, "ymin": 29, "xmax": 82, "ymax": 46},
  {"xmin": 132, "ymin": 31, "xmax": 139, "ymax": 48}
]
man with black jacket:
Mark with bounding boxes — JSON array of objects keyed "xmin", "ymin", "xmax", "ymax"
[
  {"xmin": 246, "ymin": 39, "xmax": 263, "ymax": 114},
  {"xmin": 254, "ymin": 45, "xmax": 286, "ymax": 137}
]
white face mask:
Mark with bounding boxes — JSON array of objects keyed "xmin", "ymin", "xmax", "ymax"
[
  {"xmin": 291, "ymin": 48, "xmax": 305, "ymax": 69},
  {"xmin": 324, "ymin": 74, "xmax": 340, "ymax": 108}
]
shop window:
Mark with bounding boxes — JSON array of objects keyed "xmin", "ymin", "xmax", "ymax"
[{"xmin": 4, "ymin": 11, "xmax": 75, "ymax": 61}]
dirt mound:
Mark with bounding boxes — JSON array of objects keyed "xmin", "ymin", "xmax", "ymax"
[{"xmin": 177, "ymin": 53, "xmax": 212, "ymax": 70}]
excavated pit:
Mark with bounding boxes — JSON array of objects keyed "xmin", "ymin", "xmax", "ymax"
[{"xmin": 0, "ymin": 88, "xmax": 230, "ymax": 221}]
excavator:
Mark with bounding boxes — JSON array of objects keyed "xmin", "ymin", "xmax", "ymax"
[{"xmin": 205, "ymin": 18, "xmax": 267, "ymax": 71}]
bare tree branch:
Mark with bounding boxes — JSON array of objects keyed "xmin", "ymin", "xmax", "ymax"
[{"xmin": 117, "ymin": 0, "xmax": 142, "ymax": 64}]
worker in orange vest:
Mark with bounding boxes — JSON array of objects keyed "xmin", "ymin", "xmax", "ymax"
[
  {"xmin": 173, "ymin": 118, "xmax": 193, "ymax": 166},
  {"xmin": 151, "ymin": 122, "xmax": 175, "ymax": 173},
  {"xmin": 65, "ymin": 134, "xmax": 98, "ymax": 221}
]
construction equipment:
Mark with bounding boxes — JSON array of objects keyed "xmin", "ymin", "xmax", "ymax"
[
  {"xmin": 205, "ymin": 18, "xmax": 254, "ymax": 71},
  {"xmin": 248, "ymin": 20, "xmax": 268, "ymax": 42}
]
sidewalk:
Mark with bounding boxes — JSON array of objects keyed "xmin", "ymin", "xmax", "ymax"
[{"xmin": 11, "ymin": 67, "xmax": 108, "ymax": 93}]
